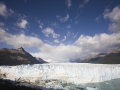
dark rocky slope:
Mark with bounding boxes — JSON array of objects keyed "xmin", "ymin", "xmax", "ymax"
[
  {"xmin": 0, "ymin": 47, "xmax": 41, "ymax": 66},
  {"xmin": 95, "ymin": 48, "xmax": 120, "ymax": 64},
  {"xmin": 78, "ymin": 48, "xmax": 120, "ymax": 64},
  {"xmin": 0, "ymin": 79, "xmax": 42, "ymax": 90}
]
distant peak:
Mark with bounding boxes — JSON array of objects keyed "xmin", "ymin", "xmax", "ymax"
[
  {"xmin": 98, "ymin": 53, "xmax": 107, "ymax": 55},
  {"xmin": 0, "ymin": 48, "xmax": 9, "ymax": 51},
  {"xmin": 17, "ymin": 47, "xmax": 25, "ymax": 51}
]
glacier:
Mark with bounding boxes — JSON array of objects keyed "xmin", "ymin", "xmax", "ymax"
[{"xmin": 0, "ymin": 63, "xmax": 120, "ymax": 90}]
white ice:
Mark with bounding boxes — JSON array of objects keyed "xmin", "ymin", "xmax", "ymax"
[{"xmin": 0, "ymin": 63, "xmax": 120, "ymax": 89}]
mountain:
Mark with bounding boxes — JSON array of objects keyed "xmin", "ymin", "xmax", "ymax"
[
  {"xmin": 69, "ymin": 58, "xmax": 80, "ymax": 63},
  {"xmin": 94, "ymin": 48, "xmax": 120, "ymax": 64},
  {"xmin": 0, "ymin": 47, "xmax": 43, "ymax": 66},
  {"xmin": 78, "ymin": 53, "xmax": 107, "ymax": 63},
  {"xmin": 109, "ymin": 48, "xmax": 120, "ymax": 54},
  {"xmin": 78, "ymin": 48, "xmax": 120, "ymax": 64},
  {"xmin": 36, "ymin": 57, "xmax": 48, "ymax": 63}
]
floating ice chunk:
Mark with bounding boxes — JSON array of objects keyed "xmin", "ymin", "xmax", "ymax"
[{"xmin": 87, "ymin": 87, "xmax": 99, "ymax": 90}]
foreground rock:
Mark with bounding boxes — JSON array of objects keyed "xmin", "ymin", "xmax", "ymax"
[
  {"xmin": 0, "ymin": 63, "xmax": 120, "ymax": 90},
  {"xmin": 0, "ymin": 79, "xmax": 42, "ymax": 90}
]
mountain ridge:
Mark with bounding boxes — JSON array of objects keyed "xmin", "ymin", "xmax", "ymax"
[
  {"xmin": 0, "ymin": 47, "xmax": 46, "ymax": 66},
  {"xmin": 77, "ymin": 47, "xmax": 120, "ymax": 64}
]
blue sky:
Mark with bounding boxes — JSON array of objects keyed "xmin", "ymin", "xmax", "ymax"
[{"xmin": 0, "ymin": 0, "xmax": 120, "ymax": 62}]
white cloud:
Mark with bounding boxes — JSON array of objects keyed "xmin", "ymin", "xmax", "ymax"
[
  {"xmin": 104, "ymin": 6, "xmax": 120, "ymax": 22},
  {"xmin": 0, "ymin": 22, "xmax": 4, "ymax": 27},
  {"xmin": 17, "ymin": 19, "xmax": 28, "ymax": 29},
  {"xmin": 95, "ymin": 15, "xmax": 102, "ymax": 21},
  {"xmin": 108, "ymin": 22, "xmax": 120, "ymax": 33},
  {"xmin": 32, "ymin": 32, "xmax": 120, "ymax": 62},
  {"xmin": 79, "ymin": 0, "xmax": 89, "ymax": 8},
  {"xmin": 42, "ymin": 27, "xmax": 60, "ymax": 38},
  {"xmin": 51, "ymin": 22, "xmax": 59, "ymax": 27},
  {"xmin": 31, "ymin": 32, "xmax": 39, "ymax": 37},
  {"xmin": 35, "ymin": 20, "xmax": 44, "ymax": 29},
  {"xmin": 0, "ymin": 3, "xmax": 14, "ymax": 18},
  {"xmin": 54, "ymin": 39, "xmax": 60, "ymax": 43},
  {"xmin": 67, "ymin": 31, "xmax": 71, "ymax": 36},
  {"xmin": 20, "ymin": 30, "xmax": 25, "ymax": 34},
  {"xmin": 103, "ymin": 6, "xmax": 120, "ymax": 32},
  {"xmin": 39, "ymin": 24, "xmax": 43, "ymax": 29},
  {"xmin": 72, "ymin": 32, "xmax": 78, "ymax": 38},
  {"xmin": 62, "ymin": 36, "xmax": 67, "ymax": 41},
  {"xmin": 17, "ymin": 14, "xmax": 27, "ymax": 19},
  {"xmin": 32, "ymin": 44, "xmax": 81, "ymax": 62},
  {"xmin": 0, "ymin": 28, "xmax": 43, "ymax": 48},
  {"xmin": 44, "ymin": 40, "xmax": 53, "ymax": 45},
  {"xmin": 75, "ymin": 21, "xmax": 79, "ymax": 24},
  {"xmin": 56, "ymin": 14, "xmax": 69, "ymax": 22},
  {"xmin": 67, "ymin": 31, "xmax": 78, "ymax": 38},
  {"xmin": 66, "ymin": 25, "xmax": 71, "ymax": 28},
  {"xmin": 66, "ymin": 0, "xmax": 72, "ymax": 9},
  {"xmin": 76, "ymin": 33, "xmax": 120, "ymax": 53},
  {"xmin": 0, "ymin": 3, "xmax": 6, "ymax": 17},
  {"xmin": 38, "ymin": 20, "xmax": 43, "ymax": 29}
]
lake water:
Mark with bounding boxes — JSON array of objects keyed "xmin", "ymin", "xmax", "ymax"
[{"xmin": 17, "ymin": 78, "xmax": 120, "ymax": 90}]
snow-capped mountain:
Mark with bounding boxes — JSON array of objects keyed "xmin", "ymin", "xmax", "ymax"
[
  {"xmin": 69, "ymin": 58, "xmax": 80, "ymax": 63},
  {"xmin": 35, "ymin": 57, "xmax": 48, "ymax": 63}
]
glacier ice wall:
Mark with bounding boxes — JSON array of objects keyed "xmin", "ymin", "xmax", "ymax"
[{"xmin": 0, "ymin": 63, "xmax": 120, "ymax": 90}]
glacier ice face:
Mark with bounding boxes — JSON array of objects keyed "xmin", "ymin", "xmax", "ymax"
[{"xmin": 0, "ymin": 63, "xmax": 120, "ymax": 90}]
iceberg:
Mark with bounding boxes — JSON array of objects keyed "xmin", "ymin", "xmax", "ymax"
[{"xmin": 0, "ymin": 63, "xmax": 120, "ymax": 90}]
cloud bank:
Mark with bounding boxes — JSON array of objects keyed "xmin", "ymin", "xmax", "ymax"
[
  {"xmin": 1, "ymin": 27, "xmax": 120, "ymax": 62},
  {"xmin": 32, "ymin": 32, "xmax": 120, "ymax": 62},
  {"xmin": 104, "ymin": 6, "xmax": 120, "ymax": 33},
  {"xmin": 0, "ymin": 2, "xmax": 14, "ymax": 18},
  {"xmin": 0, "ymin": 28, "xmax": 43, "ymax": 48}
]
